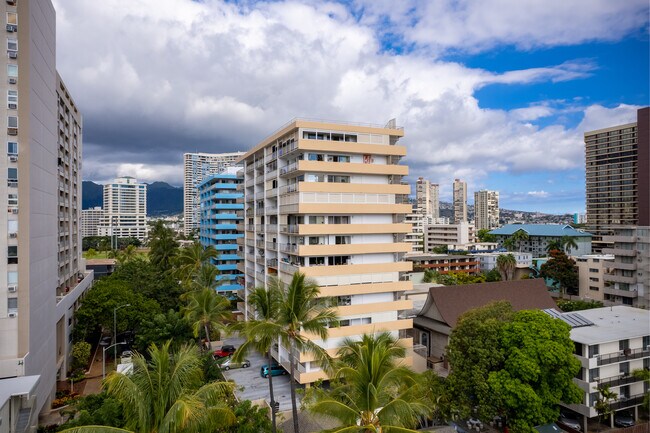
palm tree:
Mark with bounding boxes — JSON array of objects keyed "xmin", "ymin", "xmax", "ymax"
[
  {"xmin": 495, "ymin": 253, "xmax": 517, "ymax": 281},
  {"xmin": 59, "ymin": 341, "xmax": 235, "ymax": 433},
  {"xmin": 503, "ymin": 237, "xmax": 516, "ymax": 252},
  {"xmin": 274, "ymin": 273, "xmax": 339, "ymax": 433},
  {"xmin": 560, "ymin": 235, "xmax": 579, "ymax": 255},
  {"xmin": 117, "ymin": 245, "xmax": 137, "ymax": 263},
  {"xmin": 183, "ymin": 288, "xmax": 232, "ymax": 351},
  {"xmin": 148, "ymin": 221, "xmax": 178, "ymax": 272},
  {"xmin": 545, "ymin": 240, "xmax": 562, "ymax": 254},
  {"xmin": 232, "ymin": 286, "xmax": 284, "ymax": 433},
  {"xmin": 305, "ymin": 332, "xmax": 430, "ymax": 432},
  {"xmin": 509, "ymin": 229, "xmax": 529, "ymax": 252},
  {"xmin": 191, "ymin": 263, "xmax": 221, "ymax": 291},
  {"xmin": 174, "ymin": 243, "xmax": 218, "ymax": 286}
]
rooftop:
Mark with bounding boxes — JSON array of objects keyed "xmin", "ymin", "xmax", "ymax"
[
  {"xmin": 490, "ymin": 224, "xmax": 592, "ymax": 237},
  {"xmin": 567, "ymin": 306, "xmax": 650, "ymax": 345},
  {"xmin": 0, "ymin": 375, "xmax": 40, "ymax": 408}
]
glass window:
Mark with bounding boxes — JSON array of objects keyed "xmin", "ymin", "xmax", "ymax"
[
  {"xmin": 8, "ymin": 167, "xmax": 17, "ymax": 180},
  {"xmin": 7, "ymin": 38, "xmax": 17, "ymax": 51},
  {"xmin": 7, "ymin": 141, "xmax": 17, "ymax": 154},
  {"xmin": 6, "ymin": 12, "xmax": 17, "ymax": 25},
  {"xmin": 8, "ymin": 298, "xmax": 17, "ymax": 310},
  {"xmin": 7, "ymin": 116, "xmax": 17, "ymax": 128},
  {"xmin": 7, "ymin": 89, "xmax": 17, "ymax": 106},
  {"xmin": 7, "ymin": 271, "xmax": 17, "ymax": 284},
  {"xmin": 7, "ymin": 64, "xmax": 17, "ymax": 77},
  {"xmin": 588, "ymin": 345, "xmax": 599, "ymax": 357},
  {"xmin": 8, "ymin": 245, "xmax": 17, "ymax": 257}
]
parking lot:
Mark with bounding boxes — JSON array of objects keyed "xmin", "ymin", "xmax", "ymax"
[{"xmin": 220, "ymin": 337, "xmax": 301, "ymax": 413}]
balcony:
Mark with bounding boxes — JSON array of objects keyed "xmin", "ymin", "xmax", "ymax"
[
  {"xmin": 280, "ymin": 161, "xmax": 299, "ymax": 176},
  {"xmin": 609, "ymin": 393, "xmax": 646, "ymax": 411},
  {"xmin": 266, "ymin": 241, "xmax": 277, "ymax": 250},
  {"xmin": 279, "ymin": 261, "xmax": 299, "ymax": 274},
  {"xmin": 255, "ymin": 240, "xmax": 265, "ymax": 248},
  {"xmin": 267, "ymin": 258, "xmax": 278, "ymax": 268},
  {"xmin": 597, "ymin": 373, "xmax": 642, "ymax": 389},
  {"xmin": 597, "ymin": 346, "xmax": 650, "ymax": 365},
  {"xmin": 602, "ymin": 248, "xmax": 636, "ymax": 257},
  {"xmin": 603, "ymin": 286, "xmax": 638, "ymax": 298},
  {"xmin": 280, "ymin": 243, "xmax": 298, "ymax": 254},
  {"xmin": 603, "ymin": 274, "xmax": 636, "ymax": 284},
  {"xmin": 280, "ymin": 224, "xmax": 299, "ymax": 233}
]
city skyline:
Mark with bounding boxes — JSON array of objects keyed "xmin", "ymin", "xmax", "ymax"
[{"xmin": 52, "ymin": 0, "xmax": 649, "ymax": 214}]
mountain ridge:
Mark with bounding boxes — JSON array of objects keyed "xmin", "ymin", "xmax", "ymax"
[{"xmin": 82, "ymin": 180, "xmax": 183, "ymax": 216}]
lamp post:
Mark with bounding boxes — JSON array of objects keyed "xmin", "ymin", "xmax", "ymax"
[
  {"xmin": 114, "ymin": 303, "xmax": 131, "ymax": 365},
  {"xmin": 103, "ymin": 341, "xmax": 127, "ymax": 380}
]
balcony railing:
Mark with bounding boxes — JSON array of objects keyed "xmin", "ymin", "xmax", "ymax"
[
  {"xmin": 608, "ymin": 393, "xmax": 646, "ymax": 410},
  {"xmin": 597, "ymin": 373, "xmax": 642, "ymax": 389},
  {"xmin": 280, "ymin": 244, "xmax": 299, "ymax": 254},
  {"xmin": 280, "ymin": 261, "xmax": 299, "ymax": 274},
  {"xmin": 267, "ymin": 258, "xmax": 278, "ymax": 268},
  {"xmin": 266, "ymin": 241, "xmax": 277, "ymax": 250},
  {"xmin": 597, "ymin": 347, "xmax": 650, "ymax": 365},
  {"xmin": 280, "ymin": 161, "xmax": 299, "ymax": 176},
  {"xmin": 280, "ymin": 224, "xmax": 299, "ymax": 233}
]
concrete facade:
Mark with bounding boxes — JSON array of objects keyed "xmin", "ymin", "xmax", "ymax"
[
  {"xmin": 490, "ymin": 224, "xmax": 593, "ymax": 257},
  {"xmin": 423, "ymin": 221, "xmax": 476, "ymax": 252},
  {"xmin": 183, "ymin": 152, "xmax": 244, "ymax": 236},
  {"xmin": 575, "ymin": 254, "xmax": 614, "ymax": 302},
  {"xmin": 415, "ymin": 177, "xmax": 439, "ymax": 218},
  {"xmin": 474, "ymin": 189, "xmax": 499, "ymax": 231},
  {"xmin": 98, "ymin": 177, "xmax": 148, "ymax": 242},
  {"xmin": 239, "ymin": 119, "xmax": 414, "ymax": 384},
  {"xmin": 452, "ymin": 178, "xmax": 467, "ymax": 223},
  {"xmin": 81, "ymin": 206, "xmax": 103, "ymax": 238}
]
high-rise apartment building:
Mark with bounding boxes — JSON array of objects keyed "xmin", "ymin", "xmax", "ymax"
[
  {"xmin": 415, "ymin": 177, "xmax": 439, "ymax": 218},
  {"xmin": 0, "ymin": 1, "xmax": 94, "ymax": 426},
  {"xmin": 81, "ymin": 206, "xmax": 104, "ymax": 238},
  {"xmin": 183, "ymin": 152, "xmax": 244, "ymax": 236},
  {"xmin": 239, "ymin": 119, "xmax": 413, "ymax": 384},
  {"xmin": 602, "ymin": 226, "xmax": 649, "ymax": 308},
  {"xmin": 98, "ymin": 177, "xmax": 148, "ymax": 242},
  {"xmin": 198, "ymin": 167, "xmax": 244, "ymax": 295},
  {"xmin": 423, "ymin": 221, "xmax": 476, "ymax": 252},
  {"xmin": 474, "ymin": 189, "xmax": 499, "ymax": 230},
  {"xmin": 584, "ymin": 107, "xmax": 649, "ymax": 251},
  {"xmin": 453, "ymin": 178, "xmax": 467, "ymax": 223}
]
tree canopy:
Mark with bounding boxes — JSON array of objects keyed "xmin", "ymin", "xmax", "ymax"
[
  {"xmin": 447, "ymin": 302, "xmax": 582, "ymax": 433},
  {"xmin": 540, "ymin": 249, "xmax": 579, "ymax": 297}
]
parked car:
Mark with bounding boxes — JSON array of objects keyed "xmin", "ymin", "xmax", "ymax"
[
  {"xmin": 558, "ymin": 412, "xmax": 581, "ymax": 431},
  {"xmin": 99, "ymin": 336, "xmax": 112, "ymax": 346},
  {"xmin": 260, "ymin": 364, "xmax": 287, "ymax": 378},
  {"xmin": 213, "ymin": 345, "xmax": 236, "ymax": 358},
  {"xmin": 219, "ymin": 358, "xmax": 250, "ymax": 371},
  {"xmin": 614, "ymin": 411, "xmax": 635, "ymax": 428}
]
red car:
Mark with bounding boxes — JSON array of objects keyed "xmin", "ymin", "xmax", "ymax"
[{"xmin": 213, "ymin": 345, "xmax": 236, "ymax": 358}]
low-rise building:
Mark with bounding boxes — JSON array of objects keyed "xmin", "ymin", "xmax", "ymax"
[
  {"xmin": 474, "ymin": 251, "xmax": 533, "ymax": 273},
  {"xmin": 405, "ymin": 253, "xmax": 480, "ymax": 275},
  {"xmin": 423, "ymin": 221, "xmax": 475, "ymax": 252},
  {"xmin": 490, "ymin": 224, "xmax": 592, "ymax": 257},
  {"xmin": 555, "ymin": 306, "xmax": 649, "ymax": 429},
  {"xmin": 575, "ymin": 254, "xmax": 614, "ymax": 302},
  {"xmin": 602, "ymin": 226, "xmax": 650, "ymax": 308}
]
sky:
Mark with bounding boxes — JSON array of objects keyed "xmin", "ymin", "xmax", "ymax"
[{"xmin": 52, "ymin": 0, "xmax": 649, "ymax": 214}]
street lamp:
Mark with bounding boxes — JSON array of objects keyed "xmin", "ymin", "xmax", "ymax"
[
  {"xmin": 114, "ymin": 303, "xmax": 131, "ymax": 364},
  {"xmin": 103, "ymin": 342, "xmax": 127, "ymax": 380}
]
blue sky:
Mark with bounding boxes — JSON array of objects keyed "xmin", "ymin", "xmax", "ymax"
[{"xmin": 53, "ymin": 0, "xmax": 649, "ymax": 214}]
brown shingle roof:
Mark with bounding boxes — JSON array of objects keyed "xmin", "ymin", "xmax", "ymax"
[{"xmin": 423, "ymin": 279, "xmax": 556, "ymax": 328}]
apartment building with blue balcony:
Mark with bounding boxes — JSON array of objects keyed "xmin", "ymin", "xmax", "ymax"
[{"xmin": 198, "ymin": 167, "xmax": 244, "ymax": 295}]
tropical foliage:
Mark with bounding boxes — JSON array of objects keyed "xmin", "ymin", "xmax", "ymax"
[
  {"xmin": 495, "ymin": 253, "xmax": 516, "ymax": 281},
  {"xmin": 183, "ymin": 288, "xmax": 233, "ymax": 349},
  {"xmin": 540, "ymin": 249, "xmax": 579, "ymax": 297}
]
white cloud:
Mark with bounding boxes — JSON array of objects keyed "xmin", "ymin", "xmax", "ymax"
[
  {"xmin": 51, "ymin": 0, "xmax": 645, "ymax": 196},
  {"xmin": 527, "ymin": 190, "xmax": 549, "ymax": 198}
]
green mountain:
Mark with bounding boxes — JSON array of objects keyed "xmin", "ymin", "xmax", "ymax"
[{"xmin": 82, "ymin": 180, "xmax": 183, "ymax": 216}]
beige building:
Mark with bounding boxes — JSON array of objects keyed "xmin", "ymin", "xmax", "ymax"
[
  {"xmin": 474, "ymin": 189, "xmax": 499, "ymax": 230},
  {"xmin": 0, "ymin": 1, "xmax": 94, "ymax": 428},
  {"xmin": 183, "ymin": 152, "xmax": 244, "ymax": 236},
  {"xmin": 584, "ymin": 108, "xmax": 649, "ymax": 252},
  {"xmin": 239, "ymin": 119, "xmax": 413, "ymax": 384},
  {"xmin": 415, "ymin": 177, "xmax": 439, "ymax": 218},
  {"xmin": 423, "ymin": 221, "xmax": 475, "ymax": 252},
  {"xmin": 98, "ymin": 177, "xmax": 148, "ymax": 242},
  {"xmin": 575, "ymin": 254, "xmax": 614, "ymax": 302},
  {"xmin": 602, "ymin": 226, "xmax": 650, "ymax": 308},
  {"xmin": 453, "ymin": 178, "xmax": 467, "ymax": 223},
  {"xmin": 81, "ymin": 206, "xmax": 104, "ymax": 238}
]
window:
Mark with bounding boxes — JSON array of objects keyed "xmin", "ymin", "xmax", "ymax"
[
  {"xmin": 588, "ymin": 345, "xmax": 599, "ymax": 358},
  {"xmin": 335, "ymin": 236, "xmax": 350, "ymax": 245},
  {"xmin": 7, "ymin": 141, "xmax": 17, "ymax": 154},
  {"xmin": 337, "ymin": 295, "xmax": 351, "ymax": 306},
  {"xmin": 8, "ymin": 245, "xmax": 17, "ymax": 264},
  {"xmin": 7, "ymin": 64, "xmax": 17, "ymax": 77},
  {"xmin": 328, "ymin": 256, "xmax": 350, "ymax": 265},
  {"xmin": 308, "ymin": 216, "xmax": 325, "ymax": 224},
  {"xmin": 7, "ymin": 38, "xmax": 17, "ymax": 52},
  {"xmin": 619, "ymin": 339, "xmax": 630, "ymax": 351},
  {"xmin": 589, "ymin": 268, "xmax": 598, "ymax": 273},
  {"xmin": 307, "ymin": 153, "xmax": 324, "ymax": 161},
  {"xmin": 327, "ymin": 175, "xmax": 350, "ymax": 183},
  {"xmin": 327, "ymin": 155, "xmax": 350, "ymax": 163},
  {"xmin": 620, "ymin": 362, "xmax": 629, "ymax": 375},
  {"xmin": 328, "ymin": 216, "xmax": 350, "ymax": 224},
  {"xmin": 8, "ymin": 167, "xmax": 17, "ymax": 180},
  {"xmin": 7, "ymin": 297, "xmax": 17, "ymax": 311},
  {"xmin": 589, "ymin": 286, "xmax": 599, "ymax": 291},
  {"xmin": 7, "ymin": 89, "xmax": 17, "ymax": 107},
  {"xmin": 7, "ymin": 271, "xmax": 17, "ymax": 284},
  {"xmin": 7, "ymin": 116, "xmax": 17, "ymax": 128},
  {"xmin": 6, "ymin": 12, "xmax": 17, "ymax": 26},
  {"xmin": 643, "ymin": 336, "xmax": 649, "ymax": 349},
  {"xmin": 589, "ymin": 368, "xmax": 599, "ymax": 382}
]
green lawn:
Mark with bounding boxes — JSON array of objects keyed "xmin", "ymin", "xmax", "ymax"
[{"xmin": 82, "ymin": 250, "xmax": 149, "ymax": 259}]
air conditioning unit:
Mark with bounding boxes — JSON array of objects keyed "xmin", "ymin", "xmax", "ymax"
[
  {"xmin": 9, "ymin": 232, "xmax": 17, "ymax": 238},
  {"xmin": 8, "ymin": 51, "xmax": 17, "ymax": 59},
  {"xmin": 8, "ymin": 312, "xmax": 17, "ymax": 318},
  {"xmin": 11, "ymin": 208, "xmax": 18, "ymax": 214},
  {"xmin": 7, "ymin": 127, "xmax": 17, "ymax": 135},
  {"xmin": 8, "ymin": 103, "xmax": 17, "ymax": 109},
  {"xmin": 6, "ymin": 0, "xmax": 17, "ymax": 5},
  {"xmin": 8, "ymin": 77, "xmax": 16, "ymax": 84},
  {"xmin": 7, "ymin": 285, "xmax": 16, "ymax": 293},
  {"xmin": 6, "ymin": 24, "xmax": 15, "ymax": 32},
  {"xmin": 9, "ymin": 155, "xmax": 17, "ymax": 162}
]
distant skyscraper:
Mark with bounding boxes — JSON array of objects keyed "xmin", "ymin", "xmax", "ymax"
[
  {"xmin": 453, "ymin": 179, "xmax": 467, "ymax": 223},
  {"xmin": 183, "ymin": 152, "xmax": 244, "ymax": 236},
  {"xmin": 474, "ymin": 190, "xmax": 499, "ymax": 230},
  {"xmin": 82, "ymin": 207, "xmax": 104, "ymax": 238},
  {"xmin": 99, "ymin": 177, "xmax": 148, "ymax": 242},
  {"xmin": 0, "ymin": 1, "xmax": 94, "ymax": 423},
  {"xmin": 584, "ymin": 107, "xmax": 649, "ymax": 251},
  {"xmin": 415, "ymin": 177, "xmax": 439, "ymax": 218}
]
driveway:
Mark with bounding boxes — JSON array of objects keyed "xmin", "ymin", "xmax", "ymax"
[{"xmin": 221, "ymin": 336, "xmax": 301, "ymax": 413}]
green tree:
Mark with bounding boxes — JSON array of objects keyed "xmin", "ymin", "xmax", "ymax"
[
  {"xmin": 117, "ymin": 245, "xmax": 138, "ymax": 264},
  {"xmin": 560, "ymin": 235, "xmax": 579, "ymax": 255},
  {"xmin": 56, "ymin": 393, "xmax": 124, "ymax": 431},
  {"xmin": 174, "ymin": 243, "xmax": 218, "ymax": 287},
  {"xmin": 503, "ymin": 237, "xmax": 516, "ymax": 252},
  {"xmin": 447, "ymin": 302, "xmax": 582, "ymax": 432},
  {"xmin": 133, "ymin": 310, "xmax": 195, "ymax": 354},
  {"xmin": 545, "ymin": 240, "xmax": 562, "ymax": 254},
  {"xmin": 59, "ymin": 342, "xmax": 236, "ymax": 433},
  {"xmin": 496, "ymin": 253, "xmax": 517, "ymax": 281},
  {"xmin": 215, "ymin": 397, "xmax": 274, "ymax": 433},
  {"xmin": 86, "ymin": 248, "xmax": 98, "ymax": 259},
  {"xmin": 274, "ymin": 273, "xmax": 339, "ymax": 433},
  {"xmin": 594, "ymin": 385, "xmax": 617, "ymax": 432},
  {"xmin": 71, "ymin": 341, "xmax": 92, "ymax": 372},
  {"xmin": 422, "ymin": 269, "xmax": 439, "ymax": 283},
  {"xmin": 232, "ymin": 286, "xmax": 283, "ymax": 433},
  {"xmin": 477, "ymin": 229, "xmax": 497, "ymax": 243},
  {"xmin": 191, "ymin": 264, "xmax": 221, "ymax": 291},
  {"xmin": 183, "ymin": 288, "xmax": 232, "ymax": 350},
  {"xmin": 432, "ymin": 245, "xmax": 448, "ymax": 254},
  {"xmin": 540, "ymin": 249, "xmax": 579, "ymax": 297},
  {"xmin": 147, "ymin": 221, "xmax": 179, "ymax": 273},
  {"xmin": 632, "ymin": 369, "xmax": 650, "ymax": 409},
  {"xmin": 556, "ymin": 299, "xmax": 604, "ymax": 312},
  {"xmin": 485, "ymin": 268, "xmax": 502, "ymax": 282},
  {"xmin": 509, "ymin": 229, "xmax": 529, "ymax": 252},
  {"xmin": 305, "ymin": 332, "xmax": 430, "ymax": 432}
]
